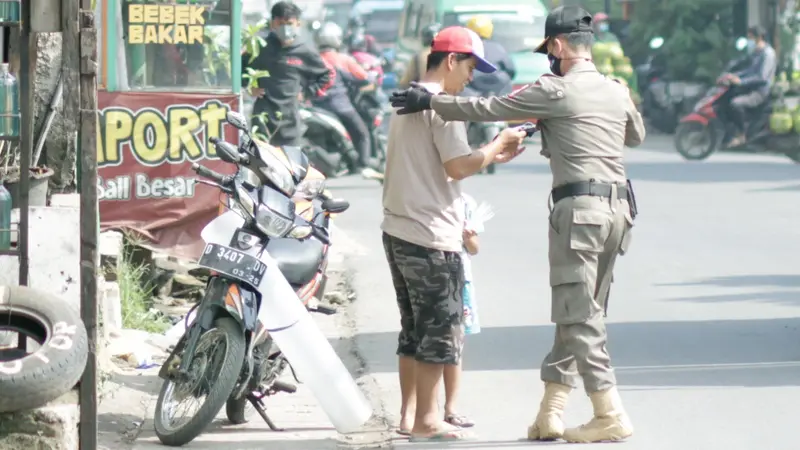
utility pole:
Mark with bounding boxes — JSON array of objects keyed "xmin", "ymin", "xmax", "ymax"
[{"xmin": 61, "ymin": 0, "xmax": 100, "ymax": 447}]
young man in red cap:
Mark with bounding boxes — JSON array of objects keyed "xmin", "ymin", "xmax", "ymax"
[
  {"xmin": 390, "ymin": 5, "xmax": 645, "ymax": 444},
  {"xmin": 381, "ymin": 26, "xmax": 526, "ymax": 442}
]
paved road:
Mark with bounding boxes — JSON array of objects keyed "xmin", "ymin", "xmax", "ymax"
[{"xmin": 329, "ymin": 137, "xmax": 800, "ymax": 449}]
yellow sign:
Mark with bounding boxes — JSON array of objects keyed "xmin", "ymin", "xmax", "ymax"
[
  {"xmin": 97, "ymin": 100, "xmax": 229, "ymax": 168},
  {"xmin": 127, "ymin": 4, "xmax": 207, "ymax": 45}
]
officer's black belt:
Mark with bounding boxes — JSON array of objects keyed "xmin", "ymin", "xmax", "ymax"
[{"xmin": 551, "ymin": 181, "xmax": 628, "ymax": 204}]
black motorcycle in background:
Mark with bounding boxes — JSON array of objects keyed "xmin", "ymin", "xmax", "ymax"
[{"xmin": 635, "ymin": 37, "xmax": 706, "ymax": 134}]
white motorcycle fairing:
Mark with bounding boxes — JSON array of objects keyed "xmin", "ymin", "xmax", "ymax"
[{"xmin": 198, "ymin": 210, "xmax": 372, "ymax": 433}]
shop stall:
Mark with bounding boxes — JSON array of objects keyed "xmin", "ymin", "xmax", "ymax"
[{"xmin": 97, "ymin": 0, "xmax": 242, "ymax": 259}]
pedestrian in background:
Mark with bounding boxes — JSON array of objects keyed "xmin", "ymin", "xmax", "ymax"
[
  {"xmin": 389, "ymin": 6, "xmax": 645, "ymax": 443},
  {"xmin": 381, "ymin": 25, "xmax": 526, "ymax": 442}
]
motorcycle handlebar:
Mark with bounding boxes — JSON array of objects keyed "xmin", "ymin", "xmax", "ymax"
[{"xmin": 191, "ymin": 163, "xmax": 226, "ymax": 184}]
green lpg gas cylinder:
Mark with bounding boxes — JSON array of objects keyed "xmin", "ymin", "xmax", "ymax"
[
  {"xmin": 0, "ymin": 185, "xmax": 11, "ymax": 250},
  {"xmin": 0, "ymin": 63, "xmax": 19, "ymax": 137}
]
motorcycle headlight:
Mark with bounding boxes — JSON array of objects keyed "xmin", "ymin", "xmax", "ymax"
[
  {"xmin": 254, "ymin": 141, "xmax": 296, "ymax": 197},
  {"xmin": 255, "ymin": 204, "xmax": 294, "ymax": 238}
]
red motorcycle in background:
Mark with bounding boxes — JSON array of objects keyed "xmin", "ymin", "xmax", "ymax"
[{"xmin": 674, "ymin": 75, "xmax": 800, "ymax": 163}]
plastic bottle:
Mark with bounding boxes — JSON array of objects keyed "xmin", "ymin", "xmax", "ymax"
[
  {"xmin": 0, "ymin": 185, "xmax": 11, "ymax": 250},
  {"xmin": 0, "ymin": 63, "xmax": 19, "ymax": 137}
]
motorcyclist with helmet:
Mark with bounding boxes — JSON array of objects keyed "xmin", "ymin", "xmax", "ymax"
[
  {"xmin": 398, "ymin": 23, "xmax": 441, "ymax": 88},
  {"xmin": 314, "ymin": 22, "xmax": 377, "ymax": 171},
  {"xmin": 346, "ymin": 16, "xmax": 381, "ymax": 56},
  {"xmin": 347, "ymin": 31, "xmax": 385, "ymax": 85},
  {"xmin": 720, "ymin": 25, "xmax": 777, "ymax": 147},
  {"xmin": 463, "ymin": 15, "xmax": 516, "ymax": 97}
]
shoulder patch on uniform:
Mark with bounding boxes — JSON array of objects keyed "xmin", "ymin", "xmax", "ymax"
[{"xmin": 533, "ymin": 74, "xmax": 566, "ymax": 99}]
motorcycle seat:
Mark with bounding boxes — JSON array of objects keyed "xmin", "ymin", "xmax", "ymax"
[{"xmin": 266, "ymin": 237, "xmax": 325, "ymax": 286}]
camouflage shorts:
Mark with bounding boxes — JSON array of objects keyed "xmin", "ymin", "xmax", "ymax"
[{"xmin": 382, "ymin": 233, "xmax": 465, "ymax": 365}]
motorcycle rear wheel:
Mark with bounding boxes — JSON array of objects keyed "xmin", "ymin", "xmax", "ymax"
[
  {"xmin": 154, "ymin": 317, "xmax": 245, "ymax": 446},
  {"xmin": 675, "ymin": 122, "xmax": 717, "ymax": 161}
]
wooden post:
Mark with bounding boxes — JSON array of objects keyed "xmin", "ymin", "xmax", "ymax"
[{"xmin": 75, "ymin": 0, "xmax": 99, "ymax": 448}]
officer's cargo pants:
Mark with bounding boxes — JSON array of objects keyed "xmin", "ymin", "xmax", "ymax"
[{"xmin": 541, "ymin": 195, "xmax": 633, "ymax": 393}]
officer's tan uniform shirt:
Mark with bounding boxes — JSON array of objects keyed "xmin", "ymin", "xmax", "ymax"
[
  {"xmin": 429, "ymin": 60, "xmax": 645, "ymax": 185},
  {"xmin": 381, "ymin": 82, "xmax": 472, "ymax": 252}
]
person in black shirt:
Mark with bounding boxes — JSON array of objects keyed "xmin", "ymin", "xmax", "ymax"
[{"xmin": 242, "ymin": 2, "xmax": 332, "ymax": 147}]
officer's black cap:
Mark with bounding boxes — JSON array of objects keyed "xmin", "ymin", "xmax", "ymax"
[{"xmin": 533, "ymin": 6, "xmax": 593, "ymax": 54}]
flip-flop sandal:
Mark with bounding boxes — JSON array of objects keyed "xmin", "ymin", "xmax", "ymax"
[
  {"xmin": 445, "ymin": 413, "xmax": 475, "ymax": 428},
  {"xmin": 396, "ymin": 429, "xmax": 411, "ymax": 436},
  {"xmin": 409, "ymin": 428, "xmax": 474, "ymax": 442}
]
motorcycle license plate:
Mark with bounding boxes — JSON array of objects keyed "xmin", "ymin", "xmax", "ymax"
[{"xmin": 198, "ymin": 243, "xmax": 267, "ymax": 287}]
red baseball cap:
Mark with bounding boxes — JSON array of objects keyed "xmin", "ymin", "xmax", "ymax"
[{"xmin": 430, "ymin": 26, "xmax": 497, "ymax": 73}]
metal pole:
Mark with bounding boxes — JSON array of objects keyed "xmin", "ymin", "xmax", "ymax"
[
  {"xmin": 18, "ymin": 0, "xmax": 33, "ymax": 286},
  {"xmin": 75, "ymin": 0, "xmax": 99, "ymax": 447},
  {"xmin": 604, "ymin": 0, "xmax": 611, "ymax": 14}
]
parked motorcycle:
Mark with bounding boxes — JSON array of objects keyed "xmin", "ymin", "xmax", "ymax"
[
  {"xmin": 153, "ymin": 112, "xmax": 353, "ymax": 446},
  {"xmin": 636, "ymin": 37, "xmax": 706, "ymax": 134},
  {"xmin": 674, "ymin": 37, "xmax": 800, "ymax": 162}
]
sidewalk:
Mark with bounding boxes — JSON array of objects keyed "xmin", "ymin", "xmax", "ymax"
[{"xmin": 97, "ymin": 225, "xmax": 393, "ymax": 450}]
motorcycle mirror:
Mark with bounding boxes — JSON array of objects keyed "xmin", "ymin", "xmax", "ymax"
[
  {"xmin": 735, "ymin": 37, "xmax": 748, "ymax": 51},
  {"xmin": 226, "ymin": 111, "xmax": 249, "ymax": 132},
  {"xmin": 215, "ymin": 140, "xmax": 241, "ymax": 164},
  {"xmin": 649, "ymin": 37, "xmax": 664, "ymax": 49}
]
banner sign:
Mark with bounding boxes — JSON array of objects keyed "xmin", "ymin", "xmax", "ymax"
[
  {"xmin": 98, "ymin": 91, "xmax": 238, "ymax": 260},
  {"xmin": 126, "ymin": 3, "xmax": 208, "ymax": 45}
]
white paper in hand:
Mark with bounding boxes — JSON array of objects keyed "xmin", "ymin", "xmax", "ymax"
[{"xmin": 466, "ymin": 201, "xmax": 495, "ymax": 234}]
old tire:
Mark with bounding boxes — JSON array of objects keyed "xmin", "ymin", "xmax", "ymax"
[
  {"xmin": 675, "ymin": 122, "xmax": 717, "ymax": 161},
  {"xmin": 0, "ymin": 286, "xmax": 88, "ymax": 413},
  {"xmin": 154, "ymin": 317, "xmax": 245, "ymax": 446}
]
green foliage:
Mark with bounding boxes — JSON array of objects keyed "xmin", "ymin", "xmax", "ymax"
[
  {"xmin": 626, "ymin": 0, "xmax": 738, "ymax": 83},
  {"xmin": 242, "ymin": 21, "xmax": 269, "ymax": 64}
]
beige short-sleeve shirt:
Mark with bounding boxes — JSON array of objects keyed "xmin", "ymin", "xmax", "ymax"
[{"xmin": 381, "ymin": 82, "xmax": 472, "ymax": 252}]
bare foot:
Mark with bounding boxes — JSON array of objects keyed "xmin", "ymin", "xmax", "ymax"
[{"xmin": 410, "ymin": 423, "xmax": 474, "ymax": 442}]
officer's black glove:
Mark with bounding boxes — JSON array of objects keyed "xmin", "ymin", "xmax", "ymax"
[{"xmin": 390, "ymin": 82, "xmax": 432, "ymax": 115}]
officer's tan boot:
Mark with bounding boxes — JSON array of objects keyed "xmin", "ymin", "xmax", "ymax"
[
  {"xmin": 527, "ymin": 382, "xmax": 572, "ymax": 441},
  {"xmin": 562, "ymin": 386, "xmax": 633, "ymax": 443}
]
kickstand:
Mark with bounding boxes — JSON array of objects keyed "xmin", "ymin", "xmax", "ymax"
[{"xmin": 247, "ymin": 392, "xmax": 285, "ymax": 431}]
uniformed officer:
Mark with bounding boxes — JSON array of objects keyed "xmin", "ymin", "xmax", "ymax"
[{"xmin": 389, "ymin": 5, "xmax": 645, "ymax": 444}]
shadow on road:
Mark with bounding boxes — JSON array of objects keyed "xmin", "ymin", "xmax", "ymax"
[
  {"xmin": 658, "ymin": 274, "xmax": 800, "ymax": 288},
  {"xmin": 342, "ymin": 317, "xmax": 800, "ymax": 387},
  {"xmin": 657, "ymin": 275, "xmax": 800, "ymax": 307},
  {"xmin": 502, "ymin": 160, "xmax": 800, "ymax": 183}
]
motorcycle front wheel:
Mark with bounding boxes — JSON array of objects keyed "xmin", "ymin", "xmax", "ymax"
[
  {"xmin": 154, "ymin": 317, "xmax": 246, "ymax": 446},
  {"xmin": 675, "ymin": 121, "xmax": 717, "ymax": 161}
]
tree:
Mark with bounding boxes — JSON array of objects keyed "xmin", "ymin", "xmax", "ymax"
[{"xmin": 626, "ymin": 0, "xmax": 738, "ymax": 83}]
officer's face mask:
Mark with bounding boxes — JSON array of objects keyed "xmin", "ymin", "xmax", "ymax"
[
  {"xmin": 548, "ymin": 54, "xmax": 563, "ymax": 77},
  {"xmin": 274, "ymin": 23, "xmax": 299, "ymax": 45}
]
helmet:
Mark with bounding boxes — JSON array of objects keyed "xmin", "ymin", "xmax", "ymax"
[
  {"xmin": 421, "ymin": 23, "xmax": 441, "ymax": 47},
  {"xmin": 348, "ymin": 16, "xmax": 365, "ymax": 30},
  {"xmin": 347, "ymin": 31, "xmax": 368, "ymax": 52},
  {"xmin": 466, "ymin": 15, "xmax": 493, "ymax": 39},
  {"xmin": 315, "ymin": 22, "xmax": 343, "ymax": 49},
  {"xmin": 593, "ymin": 12, "xmax": 609, "ymax": 23}
]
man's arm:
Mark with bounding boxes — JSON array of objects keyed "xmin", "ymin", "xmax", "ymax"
[
  {"xmin": 431, "ymin": 116, "xmax": 520, "ymax": 180},
  {"xmin": 430, "ymin": 76, "xmax": 567, "ymax": 122},
  {"xmin": 624, "ymin": 95, "xmax": 645, "ymax": 148},
  {"xmin": 739, "ymin": 49, "xmax": 776, "ymax": 87},
  {"xmin": 299, "ymin": 46, "xmax": 333, "ymax": 96},
  {"xmin": 345, "ymin": 56, "xmax": 369, "ymax": 80}
]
